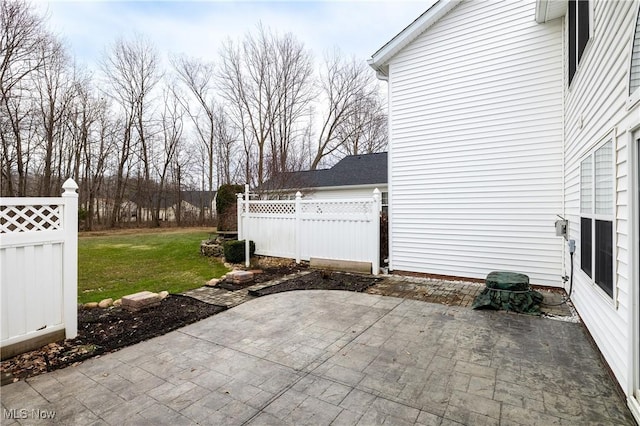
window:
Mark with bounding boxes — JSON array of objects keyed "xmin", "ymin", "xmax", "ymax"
[
  {"xmin": 580, "ymin": 141, "xmax": 614, "ymax": 297},
  {"xmin": 381, "ymin": 191, "xmax": 388, "ymax": 213},
  {"xmin": 568, "ymin": 0, "xmax": 591, "ymax": 85}
]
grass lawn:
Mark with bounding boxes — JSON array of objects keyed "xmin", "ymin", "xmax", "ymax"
[{"xmin": 78, "ymin": 229, "xmax": 228, "ymax": 304}]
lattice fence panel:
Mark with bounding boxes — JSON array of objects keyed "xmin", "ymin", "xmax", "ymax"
[
  {"xmin": 300, "ymin": 201, "xmax": 372, "ymax": 215},
  {"xmin": 0, "ymin": 205, "xmax": 62, "ymax": 233},
  {"xmin": 248, "ymin": 202, "xmax": 296, "ymax": 215}
]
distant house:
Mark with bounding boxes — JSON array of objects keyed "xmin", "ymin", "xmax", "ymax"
[
  {"xmin": 259, "ymin": 152, "xmax": 388, "ymax": 208},
  {"xmin": 369, "ymin": 0, "xmax": 640, "ymax": 420},
  {"xmin": 134, "ymin": 190, "xmax": 217, "ymax": 222},
  {"xmin": 89, "ymin": 197, "xmax": 137, "ymax": 222},
  {"xmin": 179, "ymin": 190, "xmax": 218, "ymax": 221}
]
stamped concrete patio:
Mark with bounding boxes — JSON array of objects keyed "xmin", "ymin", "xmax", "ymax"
[{"xmin": 2, "ymin": 290, "xmax": 636, "ymax": 425}]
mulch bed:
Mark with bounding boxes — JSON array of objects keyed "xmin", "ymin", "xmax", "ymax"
[
  {"xmin": 249, "ymin": 270, "xmax": 381, "ymax": 297},
  {"xmin": 1, "ymin": 295, "xmax": 225, "ymax": 385}
]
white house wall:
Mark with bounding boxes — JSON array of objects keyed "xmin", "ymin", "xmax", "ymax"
[
  {"xmin": 387, "ymin": 1, "xmax": 564, "ymax": 286},
  {"xmin": 563, "ymin": 0, "xmax": 636, "ymax": 393}
]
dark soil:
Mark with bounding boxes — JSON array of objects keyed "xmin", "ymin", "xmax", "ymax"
[
  {"xmin": 1, "ymin": 295, "xmax": 225, "ymax": 385},
  {"xmin": 249, "ymin": 270, "xmax": 381, "ymax": 297},
  {"xmin": 218, "ymin": 262, "xmax": 308, "ymax": 291},
  {"xmin": 76, "ymin": 294, "xmax": 225, "ymax": 349}
]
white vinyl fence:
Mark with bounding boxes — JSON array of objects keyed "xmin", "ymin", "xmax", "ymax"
[
  {"xmin": 0, "ymin": 179, "xmax": 78, "ymax": 352},
  {"xmin": 238, "ymin": 188, "xmax": 381, "ymax": 274}
]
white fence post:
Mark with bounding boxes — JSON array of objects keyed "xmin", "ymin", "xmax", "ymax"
[
  {"xmin": 372, "ymin": 188, "xmax": 381, "ymax": 276},
  {"xmin": 62, "ymin": 178, "xmax": 79, "ymax": 338},
  {"xmin": 295, "ymin": 191, "xmax": 302, "ymax": 264},
  {"xmin": 244, "ymin": 184, "xmax": 250, "ymax": 268},
  {"xmin": 236, "ymin": 192, "xmax": 243, "ymax": 240}
]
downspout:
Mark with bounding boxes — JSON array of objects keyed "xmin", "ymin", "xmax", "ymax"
[
  {"xmin": 385, "ymin": 67, "xmax": 392, "ymax": 272},
  {"xmin": 562, "ymin": 14, "xmax": 567, "ymax": 290}
]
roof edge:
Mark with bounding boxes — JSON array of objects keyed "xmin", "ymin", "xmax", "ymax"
[
  {"xmin": 535, "ymin": 0, "xmax": 567, "ymax": 24},
  {"xmin": 535, "ymin": 0, "xmax": 548, "ymax": 23},
  {"xmin": 262, "ymin": 183, "xmax": 388, "ymax": 194},
  {"xmin": 368, "ymin": 0, "xmax": 462, "ymax": 77}
]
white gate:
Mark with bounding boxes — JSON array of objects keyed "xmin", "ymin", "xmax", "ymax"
[
  {"xmin": 238, "ymin": 188, "xmax": 381, "ymax": 274},
  {"xmin": 0, "ymin": 179, "xmax": 79, "ymax": 354}
]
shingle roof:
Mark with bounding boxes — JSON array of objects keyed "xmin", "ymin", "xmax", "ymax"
[{"xmin": 260, "ymin": 152, "xmax": 387, "ymax": 191}]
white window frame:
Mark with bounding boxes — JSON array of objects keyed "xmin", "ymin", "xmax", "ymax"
[
  {"xmin": 567, "ymin": 0, "xmax": 594, "ymax": 88},
  {"xmin": 579, "ymin": 139, "xmax": 616, "ymax": 301}
]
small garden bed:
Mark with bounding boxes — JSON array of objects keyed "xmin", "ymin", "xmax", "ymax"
[{"xmin": 249, "ymin": 270, "xmax": 380, "ymax": 297}]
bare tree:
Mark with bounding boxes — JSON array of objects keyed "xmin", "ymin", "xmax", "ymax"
[
  {"xmin": 266, "ymin": 32, "xmax": 313, "ymax": 177},
  {"xmin": 0, "ymin": 0, "xmax": 55, "ymax": 195},
  {"xmin": 33, "ymin": 39, "xmax": 75, "ymax": 196},
  {"xmin": 172, "ymin": 55, "xmax": 217, "ymax": 196},
  {"xmin": 218, "ymin": 30, "xmax": 268, "ymax": 186},
  {"xmin": 100, "ymin": 34, "xmax": 160, "ymax": 226},
  {"xmin": 218, "ymin": 24, "xmax": 313, "ymax": 186},
  {"xmin": 213, "ymin": 107, "xmax": 239, "ymax": 185},
  {"xmin": 65, "ymin": 74, "xmax": 114, "ymax": 230},
  {"xmin": 310, "ymin": 50, "xmax": 378, "ymax": 169},
  {"xmin": 336, "ymin": 93, "xmax": 387, "ymax": 157},
  {"xmin": 152, "ymin": 84, "xmax": 183, "ymax": 227}
]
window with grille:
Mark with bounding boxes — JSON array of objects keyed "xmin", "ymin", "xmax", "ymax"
[{"xmin": 580, "ymin": 141, "xmax": 614, "ymax": 297}]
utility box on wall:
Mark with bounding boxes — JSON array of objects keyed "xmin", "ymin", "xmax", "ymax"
[{"xmin": 555, "ymin": 219, "xmax": 568, "ymax": 239}]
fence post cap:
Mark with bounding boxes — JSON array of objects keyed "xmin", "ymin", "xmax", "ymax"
[
  {"xmin": 295, "ymin": 191, "xmax": 302, "ymax": 199},
  {"xmin": 62, "ymin": 178, "xmax": 78, "ymax": 194},
  {"xmin": 237, "ymin": 193, "xmax": 243, "ymax": 200},
  {"xmin": 372, "ymin": 188, "xmax": 380, "ymax": 201}
]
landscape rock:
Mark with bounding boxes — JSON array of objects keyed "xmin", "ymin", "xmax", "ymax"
[
  {"xmin": 227, "ymin": 270, "xmax": 254, "ymax": 284},
  {"xmin": 98, "ymin": 298, "xmax": 113, "ymax": 308},
  {"xmin": 206, "ymin": 279, "xmax": 220, "ymax": 287},
  {"xmin": 158, "ymin": 291, "xmax": 169, "ymax": 300},
  {"xmin": 121, "ymin": 291, "xmax": 161, "ymax": 312},
  {"xmin": 200, "ymin": 240, "xmax": 224, "ymax": 257},
  {"xmin": 84, "ymin": 302, "xmax": 98, "ymax": 309},
  {"xmin": 113, "ymin": 299, "xmax": 122, "ymax": 307}
]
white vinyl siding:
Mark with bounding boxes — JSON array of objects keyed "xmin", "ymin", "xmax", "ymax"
[
  {"xmin": 387, "ymin": 1, "xmax": 564, "ymax": 286},
  {"xmin": 630, "ymin": 5, "xmax": 640, "ymax": 95},
  {"xmin": 564, "ymin": 0, "xmax": 635, "ymax": 393}
]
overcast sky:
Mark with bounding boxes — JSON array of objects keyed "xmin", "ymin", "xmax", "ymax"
[{"xmin": 36, "ymin": 1, "xmax": 432, "ymax": 70}]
